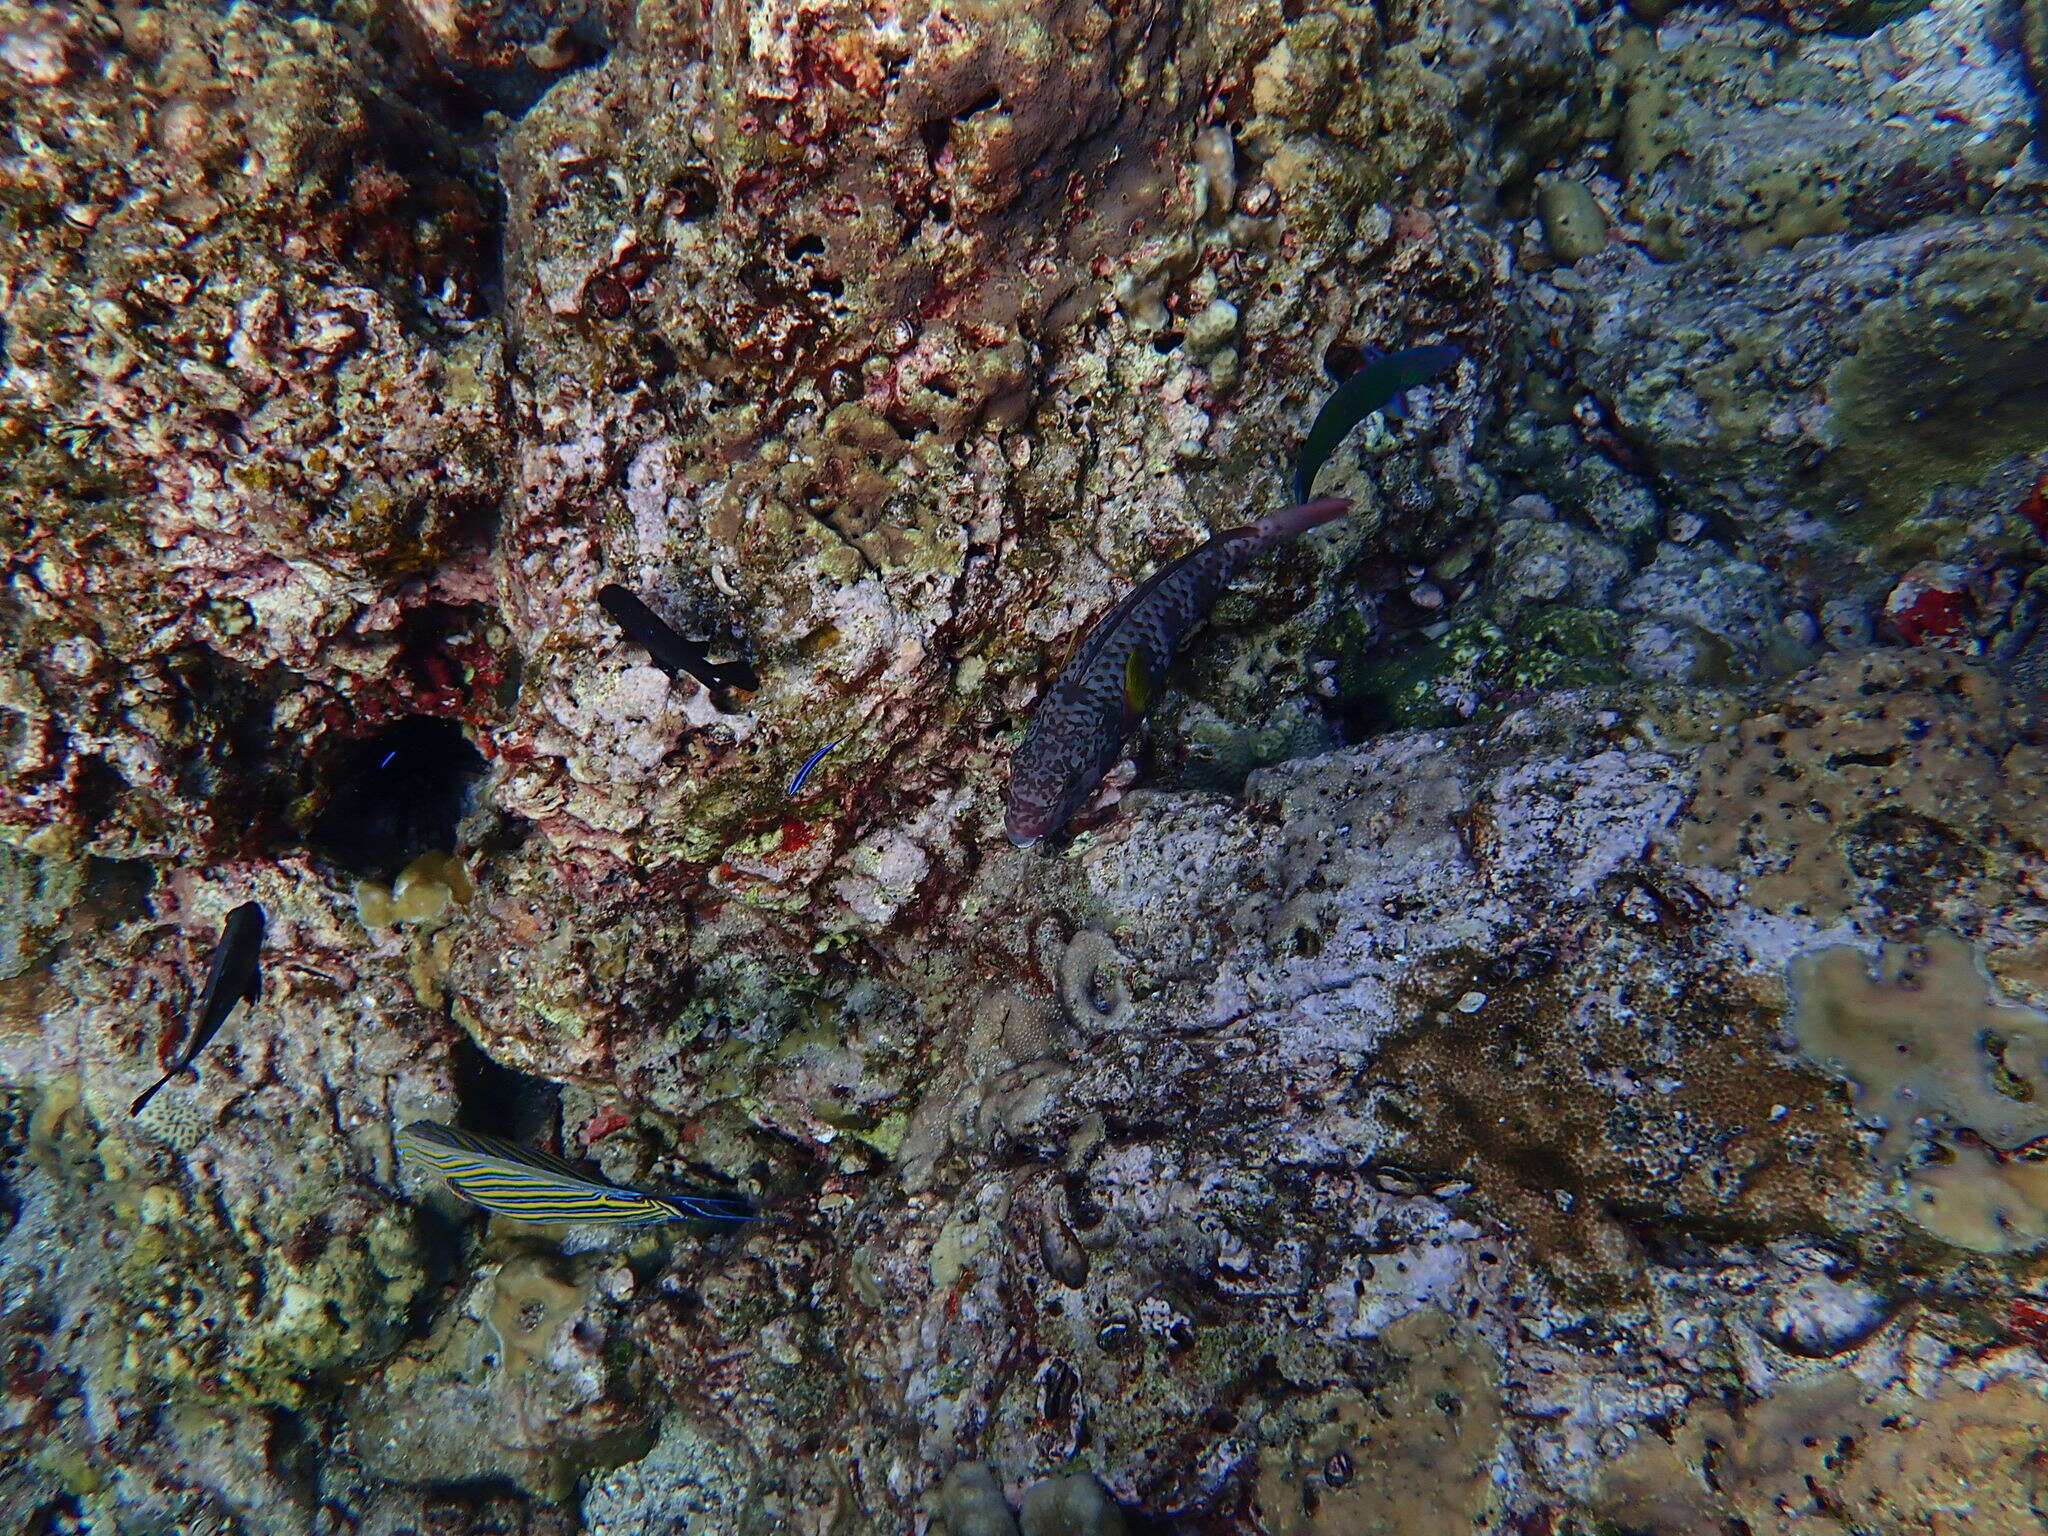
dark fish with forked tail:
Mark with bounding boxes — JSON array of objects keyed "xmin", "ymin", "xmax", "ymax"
[
  {"xmin": 1293, "ymin": 344, "xmax": 1462, "ymax": 502},
  {"xmin": 397, "ymin": 1120, "xmax": 757, "ymax": 1226},
  {"xmin": 131, "ymin": 901, "xmax": 265, "ymax": 1115},
  {"xmin": 597, "ymin": 583, "xmax": 760, "ymax": 693},
  {"xmin": 1004, "ymin": 497, "xmax": 1352, "ymax": 847}
]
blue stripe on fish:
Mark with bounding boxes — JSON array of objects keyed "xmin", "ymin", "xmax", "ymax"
[{"xmin": 787, "ymin": 740, "xmax": 840, "ymax": 796}]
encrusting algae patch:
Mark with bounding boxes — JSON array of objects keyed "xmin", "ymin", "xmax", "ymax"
[
  {"xmin": 1593, "ymin": 1370, "xmax": 2048, "ymax": 1536},
  {"xmin": 1792, "ymin": 932, "xmax": 2048, "ymax": 1251},
  {"xmin": 487, "ymin": 1255, "xmax": 587, "ymax": 1377},
  {"xmin": 1683, "ymin": 650, "xmax": 2046, "ymax": 922},
  {"xmin": 1253, "ymin": 1307, "xmax": 1504, "ymax": 1536},
  {"xmin": 354, "ymin": 850, "xmax": 476, "ymax": 929}
]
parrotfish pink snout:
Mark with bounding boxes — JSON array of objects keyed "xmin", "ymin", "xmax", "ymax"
[
  {"xmin": 1004, "ymin": 497, "xmax": 1352, "ymax": 847},
  {"xmin": 1005, "ymin": 799, "xmax": 1057, "ymax": 848}
]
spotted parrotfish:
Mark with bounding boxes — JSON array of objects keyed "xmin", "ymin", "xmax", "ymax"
[
  {"xmin": 1292, "ymin": 344, "xmax": 1462, "ymax": 503},
  {"xmin": 1004, "ymin": 497, "xmax": 1352, "ymax": 847},
  {"xmin": 131, "ymin": 901, "xmax": 265, "ymax": 1115}
]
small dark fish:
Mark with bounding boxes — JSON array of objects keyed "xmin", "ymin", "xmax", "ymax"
[
  {"xmin": 597, "ymin": 583, "xmax": 760, "ymax": 694},
  {"xmin": 1292, "ymin": 344, "xmax": 1462, "ymax": 502},
  {"xmin": 131, "ymin": 901, "xmax": 265, "ymax": 1116},
  {"xmin": 1004, "ymin": 497, "xmax": 1352, "ymax": 847},
  {"xmin": 397, "ymin": 1120, "xmax": 757, "ymax": 1226},
  {"xmin": 787, "ymin": 740, "xmax": 840, "ymax": 796}
]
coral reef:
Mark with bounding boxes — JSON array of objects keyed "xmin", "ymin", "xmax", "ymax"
[
  {"xmin": 3, "ymin": 0, "xmax": 2048, "ymax": 1531},
  {"xmin": 1593, "ymin": 1366, "xmax": 2048, "ymax": 1535},
  {"xmin": 1794, "ymin": 933, "xmax": 2048, "ymax": 1251},
  {"xmin": 1253, "ymin": 1307, "xmax": 1503, "ymax": 1535},
  {"xmin": 1682, "ymin": 649, "xmax": 2047, "ymax": 923},
  {"xmin": 0, "ymin": 0, "xmax": 510, "ymax": 865}
]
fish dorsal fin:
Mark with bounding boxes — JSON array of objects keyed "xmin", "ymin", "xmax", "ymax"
[
  {"xmin": 400, "ymin": 1121, "xmax": 617, "ymax": 1192},
  {"xmin": 1061, "ymin": 531, "xmax": 1254, "ymax": 692},
  {"xmin": 1063, "ymin": 578, "xmax": 1161, "ymax": 687}
]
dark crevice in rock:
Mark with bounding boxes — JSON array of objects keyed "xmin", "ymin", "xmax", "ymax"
[
  {"xmin": 448, "ymin": 1033, "xmax": 562, "ymax": 1148},
  {"xmin": 307, "ymin": 716, "xmax": 486, "ymax": 881}
]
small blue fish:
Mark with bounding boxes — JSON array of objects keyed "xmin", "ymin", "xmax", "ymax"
[
  {"xmin": 398, "ymin": 1120, "xmax": 756, "ymax": 1226},
  {"xmin": 1293, "ymin": 344, "xmax": 1462, "ymax": 502},
  {"xmin": 787, "ymin": 740, "xmax": 840, "ymax": 796}
]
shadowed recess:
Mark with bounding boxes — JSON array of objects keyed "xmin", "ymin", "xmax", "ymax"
[
  {"xmin": 449, "ymin": 1033, "xmax": 562, "ymax": 1148},
  {"xmin": 308, "ymin": 717, "xmax": 486, "ymax": 881}
]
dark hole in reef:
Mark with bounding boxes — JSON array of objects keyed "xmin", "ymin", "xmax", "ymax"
[
  {"xmin": 1151, "ymin": 330, "xmax": 1184, "ymax": 354},
  {"xmin": 449, "ymin": 1032, "xmax": 562, "ymax": 1147},
  {"xmin": 920, "ymin": 115, "xmax": 952, "ymax": 165},
  {"xmin": 1041, "ymin": 1358, "xmax": 1080, "ymax": 1420},
  {"xmin": 1062, "ymin": 1170, "xmax": 1106, "ymax": 1232},
  {"xmin": 347, "ymin": 94, "xmax": 510, "ymax": 315},
  {"xmin": 386, "ymin": 13, "xmax": 613, "ymax": 124},
  {"xmin": 812, "ymin": 273, "xmax": 846, "ymax": 300},
  {"xmin": 26, "ymin": 1495, "xmax": 85, "ymax": 1535},
  {"xmin": 1324, "ymin": 340, "xmax": 1366, "ymax": 381},
  {"xmin": 418, "ymin": 1478, "xmax": 541, "ymax": 1523},
  {"xmin": 164, "ymin": 645, "xmax": 291, "ymax": 843},
  {"xmin": 670, "ymin": 168, "xmax": 718, "ymax": 221},
  {"xmin": 264, "ymin": 1406, "xmax": 321, "ymax": 1506},
  {"xmin": 308, "ymin": 716, "xmax": 484, "ymax": 882},
  {"xmin": 641, "ymin": 329, "xmax": 680, "ymax": 388},
  {"xmin": 69, "ymin": 755, "xmax": 129, "ymax": 838},
  {"xmin": 955, "ymin": 88, "xmax": 1003, "ymax": 121},
  {"xmin": 786, "ymin": 233, "xmax": 826, "ymax": 261}
]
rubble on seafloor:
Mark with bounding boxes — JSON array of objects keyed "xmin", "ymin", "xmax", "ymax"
[{"xmin": 2, "ymin": 0, "xmax": 2048, "ymax": 1531}]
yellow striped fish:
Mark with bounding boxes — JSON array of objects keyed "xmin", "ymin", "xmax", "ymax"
[{"xmin": 397, "ymin": 1121, "xmax": 755, "ymax": 1226}]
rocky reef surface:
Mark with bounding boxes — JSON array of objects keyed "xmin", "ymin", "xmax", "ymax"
[{"xmin": 2, "ymin": 0, "xmax": 2047, "ymax": 1531}]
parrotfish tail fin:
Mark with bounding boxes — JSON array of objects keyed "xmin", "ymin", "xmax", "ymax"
[
  {"xmin": 1291, "ymin": 465, "xmax": 1313, "ymax": 504},
  {"xmin": 1251, "ymin": 496, "xmax": 1353, "ymax": 544},
  {"xmin": 1384, "ymin": 389, "xmax": 1412, "ymax": 423}
]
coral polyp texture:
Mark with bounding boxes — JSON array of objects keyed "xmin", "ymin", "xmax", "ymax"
[{"xmin": 4, "ymin": 0, "xmax": 2048, "ymax": 1532}]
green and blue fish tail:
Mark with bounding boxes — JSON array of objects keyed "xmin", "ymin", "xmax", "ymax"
[{"xmin": 1292, "ymin": 343, "xmax": 1462, "ymax": 502}]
